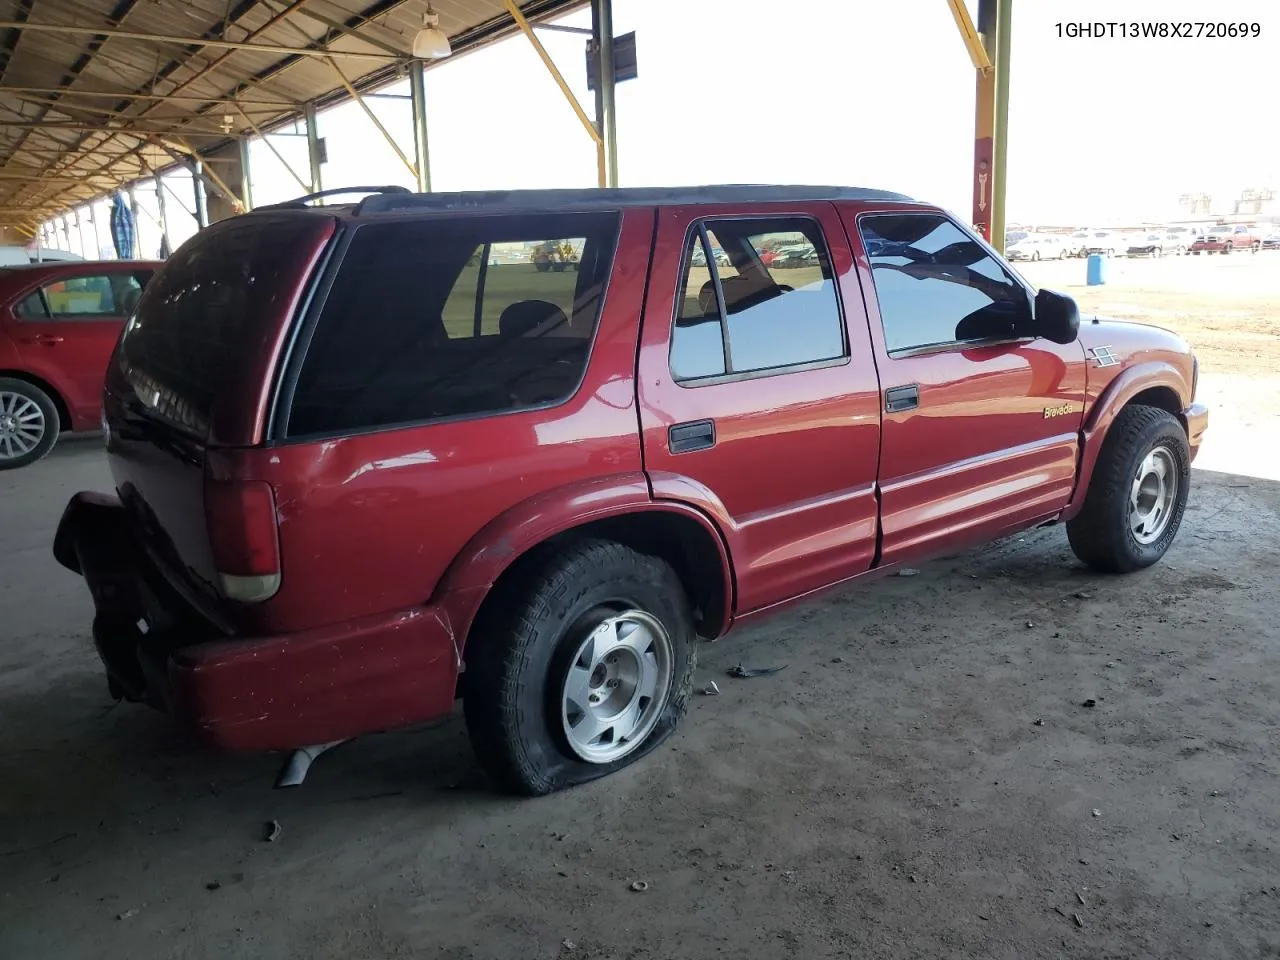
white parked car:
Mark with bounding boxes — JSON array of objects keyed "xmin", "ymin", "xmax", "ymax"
[
  {"xmin": 1005, "ymin": 234, "xmax": 1072, "ymax": 262},
  {"xmin": 1083, "ymin": 232, "xmax": 1120, "ymax": 257}
]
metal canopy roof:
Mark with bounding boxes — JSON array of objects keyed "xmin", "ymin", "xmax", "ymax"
[{"xmin": 0, "ymin": 0, "xmax": 583, "ymax": 231}]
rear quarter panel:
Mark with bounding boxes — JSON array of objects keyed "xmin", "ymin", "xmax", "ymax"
[{"xmin": 226, "ymin": 207, "xmax": 656, "ymax": 636}]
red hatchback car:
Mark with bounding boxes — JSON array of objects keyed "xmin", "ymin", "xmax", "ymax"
[
  {"xmin": 53, "ymin": 186, "xmax": 1206, "ymax": 795},
  {"xmin": 0, "ymin": 260, "xmax": 158, "ymax": 468}
]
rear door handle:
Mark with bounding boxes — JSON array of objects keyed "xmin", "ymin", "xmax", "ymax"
[
  {"xmin": 885, "ymin": 384, "xmax": 919, "ymax": 412},
  {"xmin": 668, "ymin": 419, "xmax": 716, "ymax": 454},
  {"xmin": 18, "ymin": 333, "xmax": 64, "ymax": 345}
]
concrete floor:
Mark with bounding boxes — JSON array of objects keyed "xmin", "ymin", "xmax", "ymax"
[{"xmin": 2, "ymin": 436, "xmax": 1279, "ymax": 959}]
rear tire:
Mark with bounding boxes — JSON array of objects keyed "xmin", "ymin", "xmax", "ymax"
[
  {"xmin": 0, "ymin": 377, "xmax": 59, "ymax": 470},
  {"xmin": 1067, "ymin": 405, "xmax": 1190, "ymax": 574},
  {"xmin": 463, "ymin": 539, "xmax": 697, "ymax": 795}
]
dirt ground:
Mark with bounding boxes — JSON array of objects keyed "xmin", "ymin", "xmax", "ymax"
[{"xmin": 2, "ymin": 253, "xmax": 1279, "ymax": 959}]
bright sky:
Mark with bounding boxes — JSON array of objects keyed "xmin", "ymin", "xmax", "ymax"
[{"xmin": 45, "ymin": 0, "xmax": 1280, "ymax": 257}]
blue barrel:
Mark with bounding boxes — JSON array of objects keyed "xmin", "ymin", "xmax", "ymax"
[{"xmin": 1086, "ymin": 253, "xmax": 1107, "ymax": 286}]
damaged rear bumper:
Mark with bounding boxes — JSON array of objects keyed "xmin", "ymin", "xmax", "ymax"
[{"xmin": 54, "ymin": 491, "xmax": 460, "ymax": 752}]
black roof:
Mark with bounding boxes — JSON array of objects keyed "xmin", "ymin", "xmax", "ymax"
[{"xmin": 256, "ymin": 184, "xmax": 915, "ymax": 217}]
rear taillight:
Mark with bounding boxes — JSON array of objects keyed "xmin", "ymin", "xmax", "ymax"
[{"xmin": 205, "ymin": 479, "xmax": 281, "ymax": 603}]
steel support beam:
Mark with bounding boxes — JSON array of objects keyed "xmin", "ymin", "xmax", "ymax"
[
  {"xmin": 971, "ymin": 0, "xmax": 996, "ymax": 243},
  {"xmin": 0, "ymin": 85, "xmax": 298, "ymax": 107},
  {"xmin": 590, "ymin": 0, "xmax": 618, "ymax": 188},
  {"xmin": 408, "ymin": 60, "xmax": 431, "ymax": 192},
  {"xmin": 502, "ymin": 0, "xmax": 603, "ymax": 185},
  {"xmin": 305, "ymin": 104, "xmax": 324, "ymax": 194},
  {"xmin": 325, "ymin": 57, "xmax": 418, "ymax": 181},
  {"xmin": 238, "ymin": 138, "xmax": 254, "ymax": 211},
  {"xmin": 191, "ymin": 159, "xmax": 209, "ymax": 228},
  {"xmin": 0, "ymin": 21, "xmax": 405, "ymax": 62},
  {"xmin": 233, "ymin": 103, "xmax": 311, "ymax": 192},
  {"xmin": 152, "ymin": 170, "xmax": 170, "ymax": 256},
  {"xmin": 127, "ymin": 185, "xmax": 141, "ymax": 257},
  {"xmin": 990, "ymin": 0, "xmax": 1012, "ymax": 254}
]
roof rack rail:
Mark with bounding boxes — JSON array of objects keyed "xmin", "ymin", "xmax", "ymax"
[
  {"xmin": 256, "ymin": 185, "xmax": 412, "ymax": 211},
  {"xmin": 355, "ymin": 184, "xmax": 914, "ymax": 216}
]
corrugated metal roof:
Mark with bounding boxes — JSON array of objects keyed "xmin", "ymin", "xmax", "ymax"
[{"xmin": 0, "ymin": 0, "xmax": 584, "ymax": 231}]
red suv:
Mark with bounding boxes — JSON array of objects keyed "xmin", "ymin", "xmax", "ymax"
[
  {"xmin": 1190, "ymin": 224, "xmax": 1262, "ymax": 254},
  {"xmin": 53, "ymin": 186, "xmax": 1208, "ymax": 794},
  {"xmin": 1, "ymin": 260, "xmax": 157, "ymax": 468}
]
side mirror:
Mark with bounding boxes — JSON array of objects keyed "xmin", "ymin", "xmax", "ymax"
[{"xmin": 1033, "ymin": 288, "xmax": 1080, "ymax": 344}]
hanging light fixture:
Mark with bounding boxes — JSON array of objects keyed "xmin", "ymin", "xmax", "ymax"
[{"xmin": 412, "ymin": 6, "xmax": 451, "ymax": 59}]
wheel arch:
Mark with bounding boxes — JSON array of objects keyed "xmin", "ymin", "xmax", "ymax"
[
  {"xmin": 434, "ymin": 477, "xmax": 736, "ymax": 663},
  {"xmin": 0, "ymin": 368, "xmax": 71, "ymax": 430},
  {"xmin": 1066, "ymin": 364, "xmax": 1190, "ymax": 521}
]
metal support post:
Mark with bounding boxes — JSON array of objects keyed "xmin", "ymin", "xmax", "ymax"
[
  {"xmin": 305, "ymin": 103, "xmax": 324, "ymax": 195},
  {"xmin": 409, "ymin": 60, "xmax": 431, "ymax": 192},
  {"xmin": 73, "ymin": 208, "xmax": 86, "ymax": 257},
  {"xmin": 191, "ymin": 158, "xmax": 210, "ymax": 228},
  {"xmin": 154, "ymin": 170, "xmax": 170, "ymax": 256},
  {"xmin": 590, "ymin": 0, "xmax": 619, "ymax": 188},
  {"xmin": 971, "ymin": 0, "xmax": 996, "ymax": 244},
  {"xmin": 128, "ymin": 185, "xmax": 141, "ymax": 258},
  {"xmin": 239, "ymin": 137, "xmax": 254, "ymax": 211},
  {"xmin": 990, "ymin": 0, "xmax": 1013, "ymax": 255}
]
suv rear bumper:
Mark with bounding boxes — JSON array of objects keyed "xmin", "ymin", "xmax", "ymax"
[{"xmin": 54, "ymin": 492, "xmax": 459, "ymax": 752}]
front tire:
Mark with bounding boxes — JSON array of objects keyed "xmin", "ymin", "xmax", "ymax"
[
  {"xmin": 1066, "ymin": 405, "xmax": 1191, "ymax": 574},
  {"xmin": 463, "ymin": 539, "xmax": 697, "ymax": 795},
  {"xmin": 0, "ymin": 378, "xmax": 59, "ymax": 470}
]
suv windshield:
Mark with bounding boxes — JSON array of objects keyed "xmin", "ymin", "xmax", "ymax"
[{"xmin": 114, "ymin": 214, "xmax": 332, "ymax": 438}]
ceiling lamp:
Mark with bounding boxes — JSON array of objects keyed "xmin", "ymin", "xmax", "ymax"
[{"xmin": 412, "ymin": 7, "xmax": 451, "ymax": 59}]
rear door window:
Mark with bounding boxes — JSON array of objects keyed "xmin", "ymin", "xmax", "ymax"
[
  {"xmin": 670, "ymin": 217, "xmax": 845, "ymax": 381},
  {"xmin": 286, "ymin": 213, "xmax": 619, "ymax": 439},
  {"xmin": 115, "ymin": 214, "xmax": 332, "ymax": 438},
  {"xmin": 13, "ymin": 270, "xmax": 152, "ymax": 320}
]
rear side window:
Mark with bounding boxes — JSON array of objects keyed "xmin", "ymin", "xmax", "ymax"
[
  {"xmin": 14, "ymin": 271, "xmax": 151, "ymax": 320},
  {"xmin": 116, "ymin": 215, "xmax": 331, "ymax": 437},
  {"xmin": 286, "ymin": 213, "xmax": 618, "ymax": 438},
  {"xmin": 670, "ymin": 217, "xmax": 845, "ymax": 382},
  {"xmin": 859, "ymin": 214, "xmax": 1030, "ymax": 354}
]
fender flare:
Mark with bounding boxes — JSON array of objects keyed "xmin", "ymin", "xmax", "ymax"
[
  {"xmin": 433, "ymin": 472, "xmax": 735, "ymax": 654},
  {"xmin": 1064, "ymin": 361, "xmax": 1190, "ymax": 520}
]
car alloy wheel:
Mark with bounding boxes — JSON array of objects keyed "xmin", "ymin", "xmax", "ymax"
[
  {"xmin": 0, "ymin": 390, "xmax": 46, "ymax": 462},
  {"xmin": 559, "ymin": 608, "xmax": 674, "ymax": 764},
  {"xmin": 1129, "ymin": 445, "xmax": 1179, "ymax": 545}
]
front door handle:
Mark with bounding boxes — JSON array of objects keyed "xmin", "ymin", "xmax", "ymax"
[
  {"xmin": 669, "ymin": 419, "xmax": 716, "ymax": 454},
  {"xmin": 19, "ymin": 333, "xmax": 64, "ymax": 345},
  {"xmin": 885, "ymin": 384, "xmax": 919, "ymax": 412}
]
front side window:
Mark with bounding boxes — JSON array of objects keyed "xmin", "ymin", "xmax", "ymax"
[
  {"xmin": 670, "ymin": 217, "xmax": 845, "ymax": 382},
  {"xmin": 288, "ymin": 213, "xmax": 618, "ymax": 438},
  {"xmin": 16, "ymin": 272, "xmax": 149, "ymax": 320},
  {"xmin": 859, "ymin": 214, "xmax": 1031, "ymax": 354}
]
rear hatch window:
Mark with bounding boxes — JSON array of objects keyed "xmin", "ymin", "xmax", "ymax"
[{"xmin": 112, "ymin": 213, "xmax": 334, "ymax": 441}]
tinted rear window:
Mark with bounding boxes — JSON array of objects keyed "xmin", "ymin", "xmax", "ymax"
[
  {"xmin": 285, "ymin": 212, "xmax": 619, "ymax": 439},
  {"xmin": 115, "ymin": 215, "xmax": 332, "ymax": 437}
]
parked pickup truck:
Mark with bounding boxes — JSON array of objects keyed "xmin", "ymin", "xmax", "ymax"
[
  {"xmin": 53, "ymin": 185, "xmax": 1209, "ymax": 795},
  {"xmin": 1190, "ymin": 224, "xmax": 1262, "ymax": 254}
]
